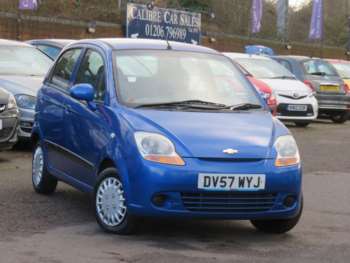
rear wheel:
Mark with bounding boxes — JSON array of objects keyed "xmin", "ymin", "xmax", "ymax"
[
  {"xmin": 294, "ymin": 121, "xmax": 311, "ymax": 127},
  {"xmin": 251, "ymin": 197, "xmax": 303, "ymax": 234},
  {"xmin": 330, "ymin": 112, "xmax": 348, "ymax": 124},
  {"xmin": 94, "ymin": 168, "xmax": 136, "ymax": 235},
  {"xmin": 32, "ymin": 143, "xmax": 57, "ymax": 195}
]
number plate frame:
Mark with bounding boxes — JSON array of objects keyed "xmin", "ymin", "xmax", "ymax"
[{"xmin": 197, "ymin": 174, "xmax": 266, "ymax": 191}]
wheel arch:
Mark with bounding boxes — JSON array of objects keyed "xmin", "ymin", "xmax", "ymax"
[
  {"xmin": 31, "ymin": 131, "xmax": 40, "ymax": 145},
  {"xmin": 96, "ymin": 154, "xmax": 132, "ymax": 204},
  {"xmin": 98, "ymin": 158, "xmax": 117, "ymax": 174}
]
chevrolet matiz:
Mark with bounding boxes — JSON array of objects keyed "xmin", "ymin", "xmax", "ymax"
[{"xmin": 32, "ymin": 39, "xmax": 303, "ymax": 234}]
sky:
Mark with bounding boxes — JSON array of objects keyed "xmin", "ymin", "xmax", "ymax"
[{"xmin": 289, "ymin": 0, "xmax": 311, "ymax": 9}]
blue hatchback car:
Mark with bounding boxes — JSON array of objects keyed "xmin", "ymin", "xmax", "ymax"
[{"xmin": 32, "ymin": 38, "xmax": 303, "ymax": 234}]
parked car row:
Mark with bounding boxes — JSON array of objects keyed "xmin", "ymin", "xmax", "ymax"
[
  {"xmin": 225, "ymin": 53, "xmax": 350, "ymax": 126},
  {"xmin": 273, "ymin": 56, "xmax": 350, "ymax": 124},
  {"xmin": 225, "ymin": 53, "xmax": 318, "ymax": 127},
  {"xmin": 0, "ymin": 37, "xmax": 348, "ymax": 235},
  {"xmin": 1, "ymin": 38, "xmax": 349, "ymax": 149},
  {"xmin": 0, "ymin": 39, "xmax": 52, "ymax": 151}
]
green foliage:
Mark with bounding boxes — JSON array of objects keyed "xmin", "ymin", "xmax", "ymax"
[{"xmin": 177, "ymin": 0, "xmax": 209, "ymax": 10}]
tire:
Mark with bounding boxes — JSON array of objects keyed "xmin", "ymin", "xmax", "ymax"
[
  {"xmin": 32, "ymin": 143, "xmax": 58, "ymax": 195},
  {"xmin": 294, "ymin": 121, "xmax": 311, "ymax": 127},
  {"xmin": 251, "ymin": 196, "xmax": 303, "ymax": 234},
  {"xmin": 94, "ymin": 168, "xmax": 136, "ymax": 235},
  {"xmin": 331, "ymin": 112, "xmax": 348, "ymax": 124}
]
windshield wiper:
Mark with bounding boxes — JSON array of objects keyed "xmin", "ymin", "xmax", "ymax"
[
  {"xmin": 270, "ymin": 76, "xmax": 295, "ymax": 80},
  {"xmin": 310, "ymin": 72, "xmax": 326, "ymax": 76},
  {"xmin": 135, "ymin": 100, "xmax": 229, "ymax": 110},
  {"xmin": 229, "ymin": 103, "xmax": 262, "ymax": 111}
]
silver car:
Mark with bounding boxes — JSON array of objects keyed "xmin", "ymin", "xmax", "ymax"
[
  {"xmin": 0, "ymin": 88, "xmax": 18, "ymax": 150},
  {"xmin": 0, "ymin": 39, "xmax": 52, "ymax": 140}
]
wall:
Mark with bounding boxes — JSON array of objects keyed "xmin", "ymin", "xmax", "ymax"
[{"xmin": 0, "ymin": 12, "xmax": 348, "ymax": 60}]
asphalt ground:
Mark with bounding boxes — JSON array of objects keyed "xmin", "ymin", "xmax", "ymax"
[{"xmin": 0, "ymin": 119, "xmax": 349, "ymax": 263}]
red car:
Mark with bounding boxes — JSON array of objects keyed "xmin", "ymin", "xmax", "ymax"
[
  {"xmin": 234, "ymin": 62, "xmax": 277, "ymax": 115},
  {"xmin": 248, "ymin": 76, "xmax": 277, "ymax": 115}
]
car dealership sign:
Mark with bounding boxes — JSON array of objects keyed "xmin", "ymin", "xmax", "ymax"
[{"xmin": 126, "ymin": 3, "xmax": 201, "ymax": 45}]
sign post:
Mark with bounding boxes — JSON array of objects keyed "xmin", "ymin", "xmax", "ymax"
[{"xmin": 126, "ymin": 3, "xmax": 201, "ymax": 45}]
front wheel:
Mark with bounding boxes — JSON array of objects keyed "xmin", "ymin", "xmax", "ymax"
[
  {"xmin": 330, "ymin": 112, "xmax": 348, "ymax": 124},
  {"xmin": 32, "ymin": 143, "xmax": 58, "ymax": 195},
  {"xmin": 94, "ymin": 168, "xmax": 136, "ymax": 235},
  {"xmin": 251, "ymin": 197, "xmax": 303, "ymax": 234}
]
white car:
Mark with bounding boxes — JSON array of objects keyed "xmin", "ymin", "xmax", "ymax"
[{"xmin": 224, "ymin": 53, "xmax": 318, "ymax": 127}]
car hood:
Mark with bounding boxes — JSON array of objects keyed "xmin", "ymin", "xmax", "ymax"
[
  {"xmin": 260, "ymin": 79, "xmax": 310, "ymax": 95},
  {"xmin": 0, "ymin": 75, "xmax": 44, "ymax": 97},
  {"xmin": 121, "ymin": 109, "xmax": 279, "ymax": 159}
]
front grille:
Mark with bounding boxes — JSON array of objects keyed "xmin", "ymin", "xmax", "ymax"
[
  {"xmin": 277, "ymin": 103, "xmax": 314, "ymax": 117},
  {"xmin": 181, "ymin": 192, "xmax": 276, "ymax": 213},
  {"xmin": 278, "ymin": 94, "xmax": 308, "ymax": 100},
  {"xmin": 0, "ymin": 127, "xmax": 14, "ymax": 141}
]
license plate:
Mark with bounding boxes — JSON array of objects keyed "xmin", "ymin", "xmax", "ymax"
[
  {"xmin": 0, "ymin": 119, "xmax": 2, "ymax": 130},
  {"xmin": 198, "ymin": 174, "xmax": 266, "ymax": 191},
  {"xmin": 320, "ymin": 85, "xmax": 340, "ymax": 92},
  {"xmin": 287, "ymin": 104, "xmax": 308, "ymax": 111}
]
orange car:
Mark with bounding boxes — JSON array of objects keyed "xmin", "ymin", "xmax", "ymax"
[{"xmin": 326, "ymin": 59, "xmax": 350, "ymax": 93}]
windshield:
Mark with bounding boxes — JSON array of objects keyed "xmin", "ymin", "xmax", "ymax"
[
  {"xmin": 0, "ymin": 46, "xmax": 52, "ymax": 76},
  {"xmin": 329, "ymin": 62, "xmax": 350, "ymax": 78},
  {"xmin": 114, "ymin": 50, "xmax": 261, "ymax": 108},
  {"xmin": 234, "ymin": 58, "xmax": 295, "ymax": 79},
  {"xmin": 303, "ymin": 59, "xmax": 338, "ymax": 77}
]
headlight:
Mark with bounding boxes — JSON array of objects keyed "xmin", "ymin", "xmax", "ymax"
[
  {"xmin": 134, "ymin": 132, "xmax": 185, "ymax": 166},
  {"xmin": 308, "ymin": 92, "xmax": 316, "ymax": 97},
  {"xmin": 274, "ymin": 135, "xmax": 300, "ymax": 167},
  {"xmin": 7, "ymin": 93, "xmax": 17, "ymax": 110},
  {"xmin": 15, "ymin": 94, "xmax": 36, "ymax": 110}
]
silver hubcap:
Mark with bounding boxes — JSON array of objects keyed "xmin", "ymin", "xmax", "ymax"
[
  {"xmin": 96, "ymin": 177, "xmax": 127, "ymax": 227},
  {"xmin": 32, "ymin": 146, "xmax": 44, "ymax": 187}
]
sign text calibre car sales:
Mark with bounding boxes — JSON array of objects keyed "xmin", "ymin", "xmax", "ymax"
[{"xmin": 126, "ymin": 3, "xmax": 201, "ymax": 45}]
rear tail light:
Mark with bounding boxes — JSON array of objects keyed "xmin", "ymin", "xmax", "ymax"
[
  {"xmin": 304, "ymin": 80, "xmax": 315, "ymax": 92},
  {"xmin": 344, "ymin": 83, "xmax": 350, "ymax": 94}
]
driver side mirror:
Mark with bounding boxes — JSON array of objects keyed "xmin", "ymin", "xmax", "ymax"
[
  {"xmin": 69, "ymin": 83, "xmax": 97, "ymax": 111},
  {"xmin": 70, "ymin": 83, "xmax": 95, "ymax": 102}
]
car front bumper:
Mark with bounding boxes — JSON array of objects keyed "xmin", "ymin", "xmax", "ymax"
[
  {"xmin": 125, "ymin": 157, "xmax": 302, "ymax": 220},
  {"xmin": 276, "ymin": 96, "xmax": 318, "ymax": 121},
  {"xmin": 18, "ymin": 107, "xmax": 35, "ymax": 139},
  {"xmin": 0, "ymin": 110, "xmax": 18, "ymax": 150}
]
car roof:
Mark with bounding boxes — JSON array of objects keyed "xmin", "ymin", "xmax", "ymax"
[
  {"xmin": 274, "ymin": 55, "xmax": 311, "ymax": 61},
  {"xmin": 0, "ymin": 39, "xmax": 33, "ymax": 47},
  {"xmin": 71, "ymin": 38, "xmax": 220, "ymax": 54},
  {"xmin": 27, "ymin": 39, "xmax": 75, "ymax": 48},
  {"xmin": 326, "ymin": 58, "xmax": 350, "ymax": 64},
  {"xmin": 224, "ymin": 52, "xmax": 271, "ymax": 60}
]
